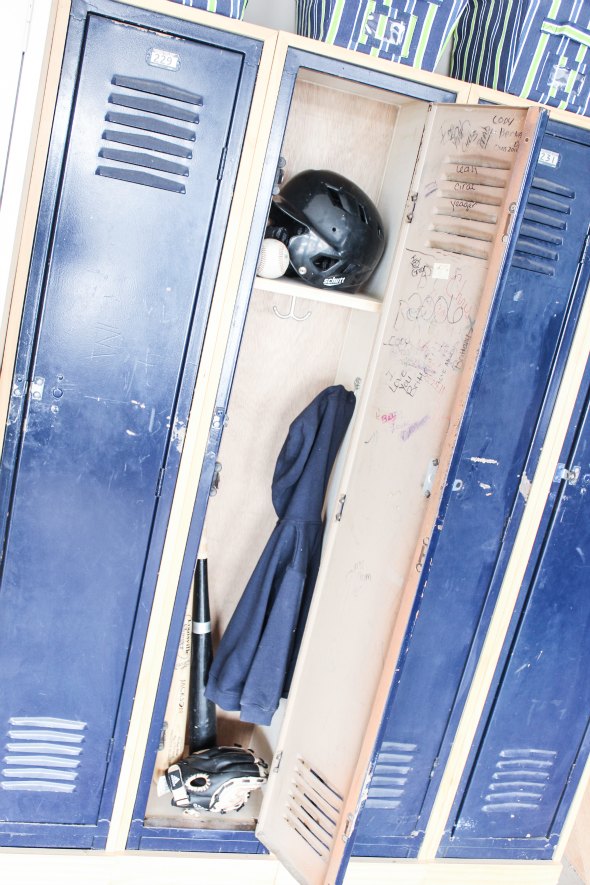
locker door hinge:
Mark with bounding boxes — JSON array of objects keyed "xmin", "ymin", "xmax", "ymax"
[
  {"xmin": 406, "ymin": 192, "xmax": 419, "ymax": 223},
  {"xmin": 272, "ymin": 751, "xmax": 283, "ymax": 773},
  {"xmin": 106, "ymin": 737, "xmax": 114, "ymax": 765},
  {"xmin": 335, "ymin": 494, "xmax": 347, "ymax": 521},
  {"xmin": 155, "ymin": 467, "xmax": 165, "ymax": 498},
  {"xmin": 29, "ymin": 376, "xmax": 45, "ymax": 402},
  {"xmin": 217, "ymin": 145, "xmax": 228, "ymax": 181},
  {"xmin": 554, "ymin": 463, "xmax": 580, "ymax": 486},
  {"xmin": 342, "ymin": 809, "xmax": 359, "ymax": 843},
  {"xmin": 581, "ymin": 229, "xmax": 590, "ymax": 264},
  {"xmin": 11, "ymin": 375, "xmax": 27, "ymax": 400},
  {"xmin": 422, "ymin": 458, "xmax": 439, "ymax": 498},
  {"xmin": 209, "ymin": 461, "xmax": 222, "ymax": 497},
  {"xmin": 272, "ymin": 156, "xmax": 286, "ymax": 195},
  {"xmin": 415, "ymin": 536, "xmax": 430, "ymax": 573}
]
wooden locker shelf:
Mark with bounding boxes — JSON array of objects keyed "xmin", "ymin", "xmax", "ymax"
[{"xmin": 253, "ymin": 275, "xmax": 382, "ymax": 313}]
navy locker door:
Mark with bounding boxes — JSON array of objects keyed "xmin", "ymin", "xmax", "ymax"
[
  {"xmin": 352, "ymin": 123, "xmax": 590, "ymax": 857},
  {"xmin": 0, "ymin": 9, "xmax": 245, "ymax": 827},
  {"xmin": 441, "ymin": 375, "xmax": 590, "ymax": 857}
]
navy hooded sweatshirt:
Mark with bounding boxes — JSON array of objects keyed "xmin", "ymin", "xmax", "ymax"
[{"xmin": 205, "ymin": 384, "xmax": 356, "ymax": 725}]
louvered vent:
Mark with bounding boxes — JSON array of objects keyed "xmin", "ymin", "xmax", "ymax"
[
  {"xmin": 97, "ymin": 75, "xmax": 203, "ymax": 194},
  {"xmin": 512, "ymin": 176, "xmax": 574, "ymax": 276},
  {"xmin": 429, "ymin": 157, "xmax": 511, "ymax": 261},
  {"xmin": 2, "ymin": 716, "xmax": 86, "ymax": 793},
  {"xmin": 285, "ymin": 757, "xmax": 343, "ymax": 861},
  {"xmin": 481, "ymin": 748, "xmax": 556, "ymax": 814},
  {"xmin": 364, "ymin": 740, "xmax": 416, "ymax": 810}
]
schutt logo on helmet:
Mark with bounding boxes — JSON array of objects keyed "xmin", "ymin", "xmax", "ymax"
[{"xmin": 269, "ymin": 169, "xmax": 385, "ymax": 293}]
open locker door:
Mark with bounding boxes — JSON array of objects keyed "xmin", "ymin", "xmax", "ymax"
[{"xmin": 255, "ymin": 103, "xmax": 545, "ymax": 885}]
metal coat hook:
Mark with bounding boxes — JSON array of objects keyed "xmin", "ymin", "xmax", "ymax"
[{"xmin": 272, "ymin": 295, "xmax": 311, "ymax": 322}]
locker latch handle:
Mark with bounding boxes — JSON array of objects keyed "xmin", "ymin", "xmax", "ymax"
[{"xmin": 554, "ymin": 463, "xmax": 580, "ymax": 486}]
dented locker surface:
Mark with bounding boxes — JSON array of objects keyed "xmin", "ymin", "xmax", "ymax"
[
  {"xmin": 352, "ymin": 118, "xmax": 590, "ymax": 859},
  {"xmin": 440, "ymin": 356, "xmax": 590, "ymax": 858},
  {"xmin": 0, "ymin": 0, "xmax": 262, "ymax": 848}
]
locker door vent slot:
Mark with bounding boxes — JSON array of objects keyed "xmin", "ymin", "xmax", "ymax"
[
  {"xmin": 429, "ymin": 156, "xmax": 511, "ymax": 261},
  {"xmin": 364, "ymin": 740, "xmax": 417, "ymax": 810},
  {"xmin": 513, "ymin": 177, "xmax": 575, "ymax": 276},
  {"xmin": 481, "ymin": 747, "xmax": 556, "ymax": 814},
  {"xmin": 1, "ymin": 716, "xmax": 86, "ymax": 793},
  {"xmin": 284, "ymin": 757, "xmax": 343, "ymax": 861},
  {"xmin": 97, "ymin": 74, "xmax": 202, "ymax": 193},
  {"xmin": 111, "ymin": 75, "xmax": 203, "ymax": 107}
]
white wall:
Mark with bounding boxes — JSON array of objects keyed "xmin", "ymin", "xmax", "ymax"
[{"xmin": 243, "ymin": 0, "xmax": 296, "ymax": 31}]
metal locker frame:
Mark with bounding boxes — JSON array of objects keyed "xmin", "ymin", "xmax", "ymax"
[
  {"xmin": 1, "ymin": 14, "xmax": 589, "ymax": 885},
  {"xmin": 0, "ymin": 0, "xmax": 275, "ymax": 850}
]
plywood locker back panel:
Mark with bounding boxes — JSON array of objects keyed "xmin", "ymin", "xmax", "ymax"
[
  {"xmin": 440, "ymin": 355, "xmax": 590, "ymax": 859},
  {"xmin": 351, "ymin": 117, "xmax": 590, "ymax": 859},
  {"xmin": 0, "ymin": 0, "xmax": 263, "ymax": 848}
]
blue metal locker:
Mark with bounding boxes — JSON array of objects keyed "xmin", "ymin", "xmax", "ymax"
[
  {"xmin": 0, "ymin": 0, "xmax": 262, "ymax": 849},
  {"xmin": 351, "ymin": 119, "xmax": 590, "ymax": 858},
  {"xmin": 440, "ymin": 356, "xmax": 590, "ymax": 858},
  {"xmin": 127, "ymin": 46, "xmax": 462, "ymax": 855}
]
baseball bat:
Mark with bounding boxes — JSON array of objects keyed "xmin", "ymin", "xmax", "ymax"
[{"xmin": 188, "ymin": 546, "xmax": 217, "ymax": 753}]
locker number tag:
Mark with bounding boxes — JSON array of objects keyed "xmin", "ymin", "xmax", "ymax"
[
  {"xmin": 539, "ymin": 149, "xmax": 560, "ymax": 168},
  {"xmin": 147, "ymin": 48, "xmax": 181, "ymax": 71}
]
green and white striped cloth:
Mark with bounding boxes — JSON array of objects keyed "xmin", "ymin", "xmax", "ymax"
[
  {"xmin": 296, "ymin": 0, "xmax": 470, "ymax": 70},
  {"xmin": 451, "ymin": 0, "xmax": 590, "ymax": 116},
  {"xmin": 511, "ymin": 0, "xmax": 590, "ymax": 114},
  {"xmin": 166, "ymin": 0, "xmax": 248, "ymax": 18}
]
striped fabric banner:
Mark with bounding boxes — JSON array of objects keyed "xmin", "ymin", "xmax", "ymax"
[
  {"xmin": 450, "ymin": 0, "xmax": 590, "ymax": 116},
  {"xmin": 510, "ymin": 0, "xmax": 590, "ymax": 115},
  {"xmin": 165, "ymin": 0, "xmax": 248, "ymax": 19},
  {"xmin": 450, "ymin": 0, "xmax": 528, "ymax": 91},
  {"xmin": 295, "ymin": 0, "xmax": 469, "ymax": 70}
]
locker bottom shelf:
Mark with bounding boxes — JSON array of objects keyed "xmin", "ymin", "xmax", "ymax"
[{"xmin": 129, "ymin": 778, "xmax": 265, "ymax": 853}]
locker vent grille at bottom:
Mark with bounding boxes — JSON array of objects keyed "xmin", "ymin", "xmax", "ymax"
[
  {"xmin": 363, "ymin": 741, "xmax": 417, "ymax": 810},
  {"xmin": 481, "ymin": 748, "xmax": 557, "ymax": 814},
  {"xmin": 285, "ymin": 758, "xmax": 344, "ymax": 860},
  {"xmin": 1, "ymin": 717, "xmax": 86, "ymax": 793},
  {"xmin": 513, "ymin": 176, "xmax": 575, "ymax": 276},
  {"xmin": 97, "ymin": 74, "xmax": 203, "ymax": 194}
]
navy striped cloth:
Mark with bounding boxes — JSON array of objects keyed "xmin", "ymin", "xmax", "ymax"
[
  {"xmin": 451, "ymin": 0, "xmax": 590, "ymax": 116},
  {"xmin": 296, "ymin": 0, "xmax": 469, "ymax": 70},
  {"xmin": 451, "ymin": 0, "xmax": 527, "ymax": 92},
  {"xmin": 166, "ymin": 0, "xmax": 248, "ymax": 18},
  {"xmin": 511, "ymin": 0, "xmax": 590, "ymax": 115}
]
